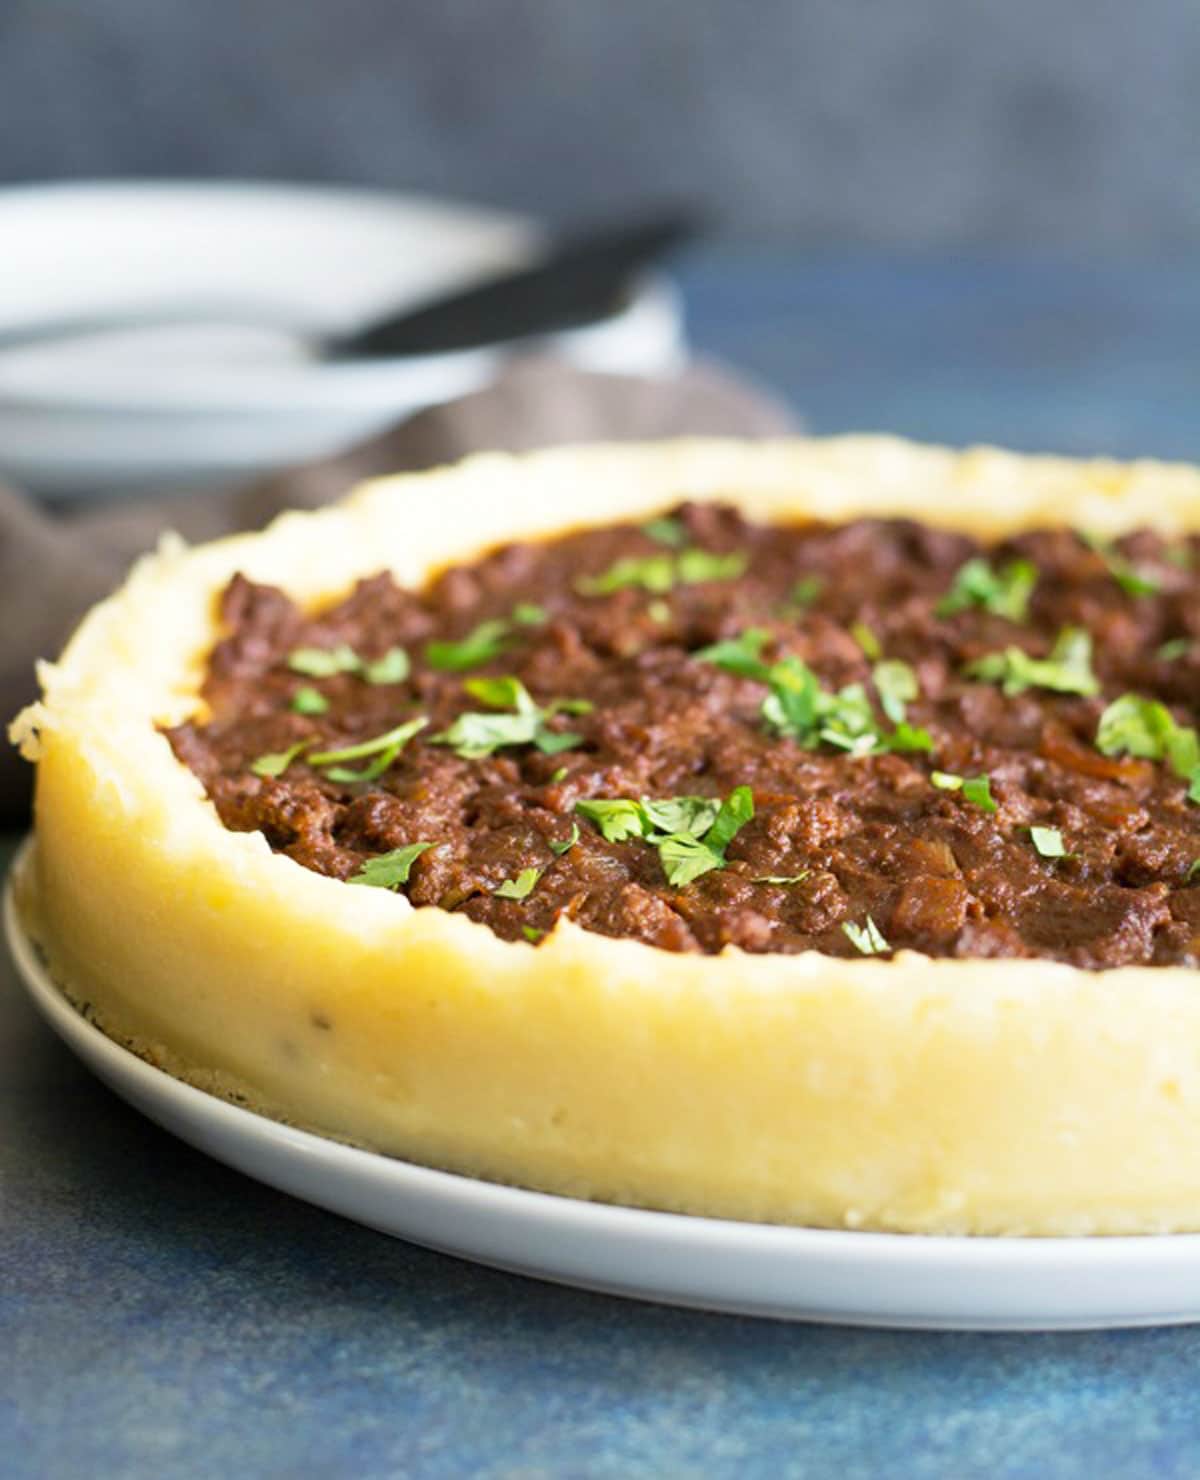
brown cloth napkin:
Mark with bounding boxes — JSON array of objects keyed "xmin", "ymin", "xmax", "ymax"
[{"xmin": 0, "ymin": 358, "xmax": 795, "ymax": 823}]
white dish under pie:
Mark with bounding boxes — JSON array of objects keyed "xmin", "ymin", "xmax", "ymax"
[{"xmin": 10, "ymin": 858, "xmax": 1200, "ymax": 1332}]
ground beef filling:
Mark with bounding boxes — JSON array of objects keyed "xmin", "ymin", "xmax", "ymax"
[{"xmin": 166, "ymin": 504, "xmax": 1200, "ymax": 967}]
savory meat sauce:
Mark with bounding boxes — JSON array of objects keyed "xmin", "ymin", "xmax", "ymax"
[{"xmin": 166, "ymin": 504, "xmax": 1200, "ymax": 966}]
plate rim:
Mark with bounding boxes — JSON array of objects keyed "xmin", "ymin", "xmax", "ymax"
[{"xmin": 10, "ymin": 851, "xmax": 1200, "ymax": 1330}]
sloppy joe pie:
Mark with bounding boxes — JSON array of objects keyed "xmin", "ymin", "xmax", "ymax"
[{"xmin": 12, "ymin": 437, "xmax": 1200, "ymax": 1236}]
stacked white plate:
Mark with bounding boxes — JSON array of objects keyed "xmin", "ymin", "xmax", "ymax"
[{"xmin": 0, "ymin": 182, "xmax": 686, "ymax": 495}]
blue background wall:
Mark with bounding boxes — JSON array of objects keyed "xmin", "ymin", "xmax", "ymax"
[{"xmin": 2, "ymin": 0, "xmax": 1196, "ymax": 248}]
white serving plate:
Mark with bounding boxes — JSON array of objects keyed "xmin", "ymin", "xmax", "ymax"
[
  {"xmin": 0, "ymin": 181, "xmax": 685, "ymax": 495},
  {"xmin": 9, "ymin": 866, "xmax": 1200, "ymax": 1331}
]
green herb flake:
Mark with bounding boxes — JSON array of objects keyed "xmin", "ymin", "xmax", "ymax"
[
  {"xmin": 362, "ymin": 647, "xmax": 411, "ymax": 685},
  {"xmin": 1081, "ymin": 531, "xmax": 1161, "ymax": 597},
  {"xmin": 694, "ymin": 627, "xmax": 772, "ymax": 680},
  {"xmin": 549, "ymin": 823, "xmax": 580, "ymax": 856},
  {"xmin": 647, "ymin": 599, "xmax": 672, "ymax": 624},
  {"xmin": 753, "ymin": 873, "xmax": 809, "ymax": 885},
  {"xmin": 287, "ymin": 643, "xmax": 362, "ymax": 678},
  {"xmin": 936, "ymin": 557, "xmax": 1037, "ymax": 622},
  {"xmin": 961, "ymin": 775, "xmax": 997, "ymax": 813},
  {"xmin": 842, "ymin": 916, "xmax": 891, "ymax": 956},
  {"xmin": 310, "ymin": 715, "xmax": 428, "ymax": 783},
  {"xmin": 964, "ymin": 626, "xmax": 1099, "ymax": 697},
  {"xmin": 1157, "ymin": 638, "xmax": 1194, "ymax": 662},
  {"xmin": 432, "ymin": 677, "xmax": 585, "ymax": 759},
  {"xmin": 786, "ymin": 574, "xmax": 823, "ymax": 610},
  {"xmin": 310, "ymin": 716, "xmax": 427, "ymax": 768},
  {"xmin": 549, "ymin": 766, "xmax": 568, "ymax": 784},
  {"xmin": 1096, "ymin": 694, "xmax": 1200, "ymax": 806},
  {"xmin": 1186, "ymin": 860, "xmax": 1200, "ymax": 885},
  {"xmin": 657, "ymin": 832, "xmax": 725, "ymax": 887},
  {"xmin": 641, "ymin": 516, "xmax": 687, "ymax": 547},
  {"xmin": 931, "ymin": 770, "xmax": 995, "ymax": 811},
  {"xmin": 494, "ymin": 867, "xmax": 542, "ymax": 901},
  {"xmin": 348, "ymin": 842, "xmax": 433, "ymax": 891},
  {"xmin": 1029, "ymin": 825, "xmax": 1067, "ymax": 859},
  {"xmin": 522, "ymin": 925, "xmax": 546, "ymax": 943},
  {"xmin": 576, "ymin": 553, "xmax": 677, "ymax": 596},
  {"xmin": 250, "ymin": 739, "xmax": 311, "ymax": 778},
  {"xmin": 511, "ymin": 602, "xmax": 547, "ymax": 627},
  {"xmin": 425, "ymin": 618, "xmax": 511, "ymax": 672},
  {"xmin": 290, "ymin": 686, "xmax": 329, "ymax": 716},
  {"xmin": 888, "ymin": 722, "xmax": 935, "ymax": 754},
  {"xmin": 872, "ymin": 659, "xmax": 918, "ymax": 726},
  {"xmin": 576, "ymin": 548, "xmax": 747, "ymax": 597},
  {"xmin": 575, "ymin": 785, "xmax": 754, "ymax": 887},
  {"xmin": 639, "ymin": 796, "xmax": 720, "ymax": 838},
  {"xmin": 675, "ymin": 548, "xmax": 749, "ymax": 585},
  {"xmin": 762, "ymin": 658, "xmax": 882, "ymax": 756},
  {"xmin": 850, "ymin": 621, "xmax": 882, "ymax": 660},
  {"xmin": 574, "ymin": 798, "xmax": 648, "ymax": 843}
]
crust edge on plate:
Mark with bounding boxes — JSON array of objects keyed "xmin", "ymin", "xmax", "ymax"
[{"xmin": 13, "ymin": 434, "xmax": 1200, "ymax": 1236}]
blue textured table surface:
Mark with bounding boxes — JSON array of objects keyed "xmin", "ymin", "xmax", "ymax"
[{"xmin": 8, "ymin": 253, "xmax": 1200, "ymax": 1479}]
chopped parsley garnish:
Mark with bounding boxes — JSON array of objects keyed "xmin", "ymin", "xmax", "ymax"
[
  {"xmin": 348, "ymin": 842, "xmax": 432, "ymax": 890},
  {"xmin": 701, "ymin": 643, "xmax": 933, "ymax": 756},
  {"xmin": 574, "ymin": 798, "xmax": 647, "ymax": 842},
  {"xmin": 694, "ymin": 627, "xmax": 772, "ymax": 679},
  {"xmin": 647, "ymin": 599, "xmax": 671, "ymax": 624},
  {"xmin": 290, "ymin": 686, "xmax": 329, "ymax": 716},
  {"xmin": 431, "ymin": 677, "xmax": 587, "ymax": 759},
  {"xmin": 577, "ymin": 553, "xmax": 675, "ymax": 595},
  {"xmin": 753, "ymin": 873, "xmax": 809, "ymax": 885},
  {"xmin": 842, "ymin": 916, "xmax": 891, "ymax": 955},
  {"xmin": 549, "ymin": 823, "xmax": 580, "ymax": 856},
  {"xmin": 1186, "ymin": 860, "xmax": 1200, "ymax": 885},
  {"xmin": 362, "ymin": 647, "xmax": 410, "ymax": 685},
  {"xmin": 1081, "ymin": 531, "xmax": 1161, "ymax": 597},
  {"xmin": 642, "ymin": 515, "xmax": 687, "ymax": 547},
  {"xmin": 936, "ymin": 557, "xmax": 1037, "ymax": 622},
  {"xmin": 287, "ymin": 642, "xmax": 408, "ymax": 685},
  {"xmin": 494, "ymin": 867, "xmax": 542, "ymax": 900},
  {"xmin": 425, "ymin": 618, "xmax": 511, "ymax": 672},
  {"xmin": 512, "ymin": 602, "xmax": 547, "ymax": 627},
  {"xmin": 250, "ymin": 739, "xmax": 310, "ymax": 778},
  {"xmin": 1096, "ymin": 694, "xmax": 1200, "ymax": 793},
  {"xmin": 287, "ymin": 643, "xmax": 362, "ymax": 678},
  {"xmin": 762, "ymin": 656, "xmax": 930, "ymax": 756},
  {"xmin": 931, "ymin": 771, "xmax": 996, "ymax": 812},
  {"xmin": 522, "ymin": 925, "xmax": 546, "ymax": 943},
  {"xmin": 964, "ymin": 626, "xmax": 1099, "ymax": 697},
  {"xmin": 763, "ymin": 658, "xmax": 877, "ymax": 755},
  {"xmin": 676, "ymin": 548, "xmax": 749, "ymax": 584},
  {"xmin": 576, "ymin": 548, "xmax": 748, "ymax": 596},
  {"xmin": 1029, "ymin": 826, "xmax": 1067, "ymax": 858},
  {"xmin": 309, "ymin": 715, "xmax": 428, "ymax": 782},
  {"xmin": 786, "ymin": 574, "xmax": 823, "ymax": 610},
  {"xmin": 1157, "ymin": 638, "xmax": 1193, "ymax": 662},
  {"xmin": 872, "ymin": 659, "xmax": 918, "ymax": 726},
  {"xmin": 850, "ymin": 621, "xmax": 882, "ymax": 660},
  {"xmin": 574, "ymin": 785, "xmax": 754, "ymax": 887},
  {"xmin": 549, "ymin": 765, "xmax": 568, "ymax": 784}
]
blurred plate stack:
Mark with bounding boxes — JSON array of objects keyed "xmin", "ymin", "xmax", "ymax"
[{"xmin": 0, "ymin": 181, "xmax": 686, "ymax": 496}]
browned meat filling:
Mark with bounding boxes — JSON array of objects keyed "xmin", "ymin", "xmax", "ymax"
[{"xmin": 166, "ymin": 504, "xmax": 1200, "ymax": 967}]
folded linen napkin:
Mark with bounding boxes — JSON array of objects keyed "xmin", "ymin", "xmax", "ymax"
[{"xmin": 0, "ymin": 358, "xmax": 795, "ymax": 821}]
